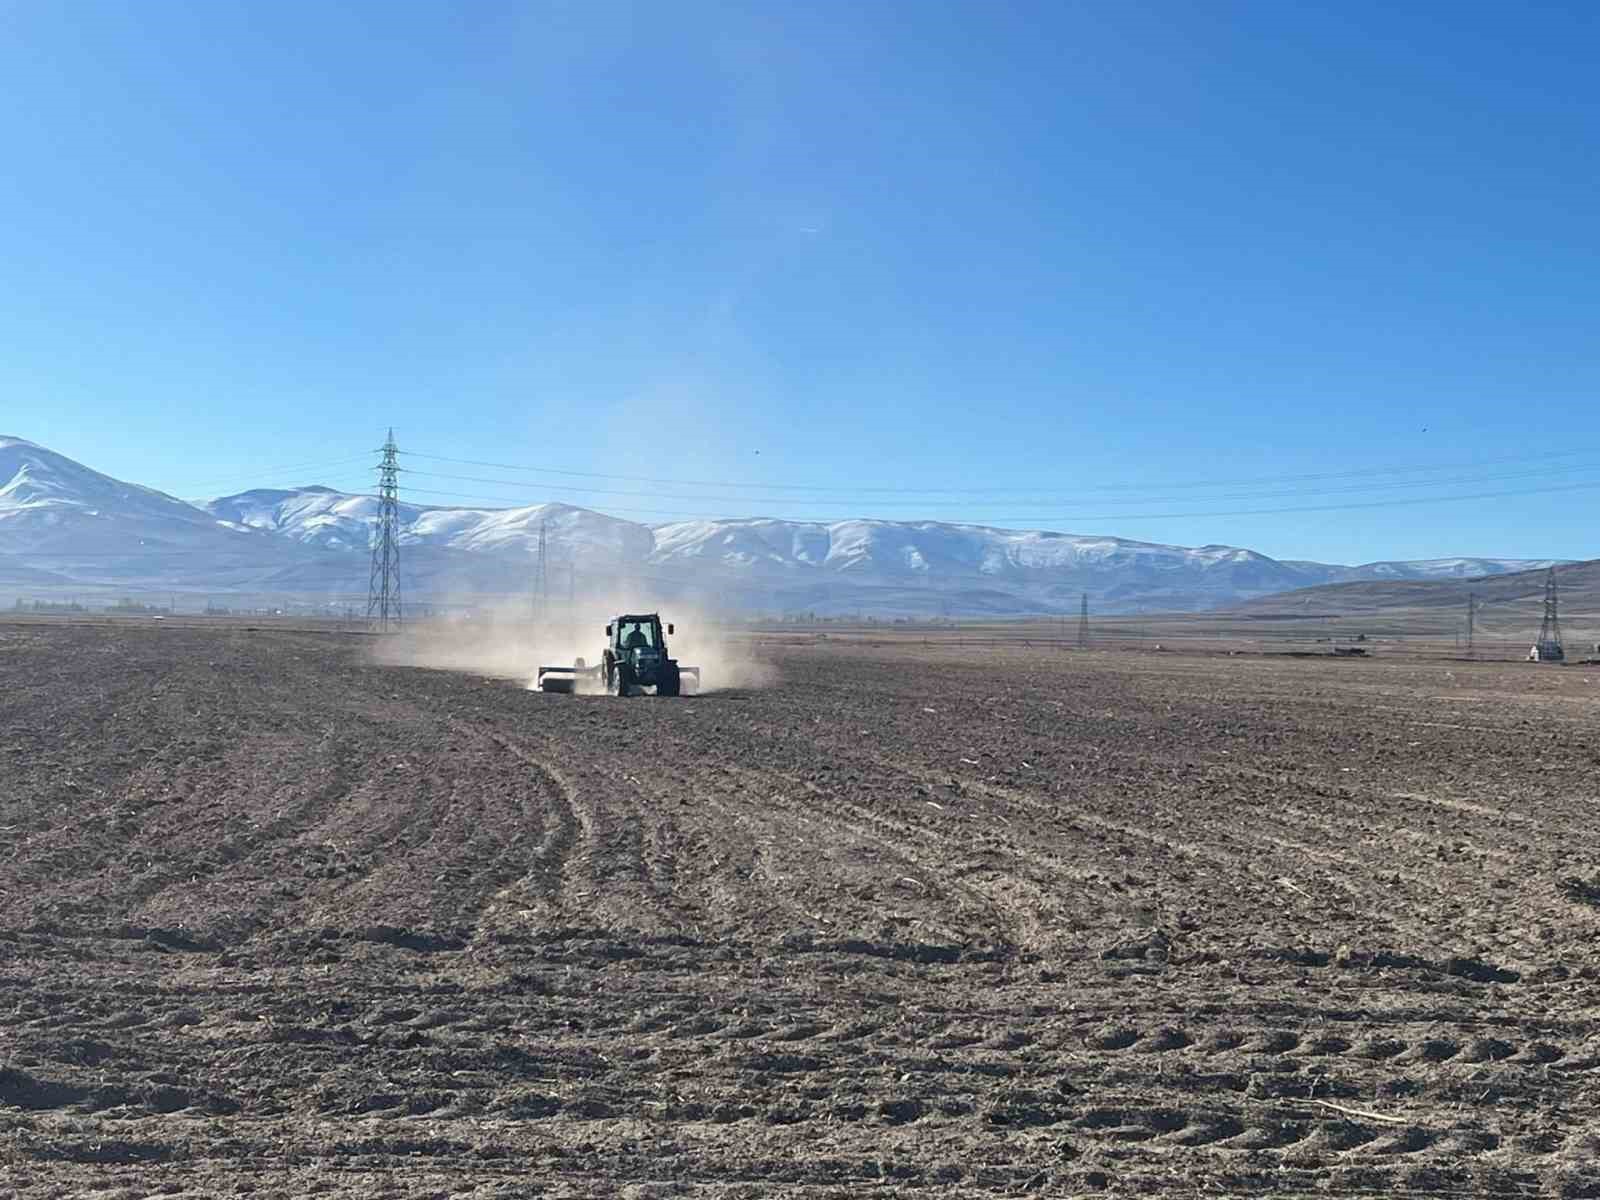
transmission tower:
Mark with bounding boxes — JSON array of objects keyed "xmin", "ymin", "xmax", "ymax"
[
  {"xmin": 366, "ymin": 429, "xmax": 402, "ymax": 632},
  {"xmin": 1533, "ymin": 567, "xmax": 1564, "ymax": 662},
  {"xmin": 532, "ymin": 520, "xmax": 549, "ymax": 623},
  {"xmin": 1077, "ymin": 592, "xmax": 1089, "ymax": 649}
]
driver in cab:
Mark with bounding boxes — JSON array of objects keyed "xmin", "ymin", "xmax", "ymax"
[{"xmin": 622, "ymin": 624, "xmax": 650, "ymax": 651}]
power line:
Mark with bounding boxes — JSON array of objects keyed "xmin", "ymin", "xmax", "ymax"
[
  {"xmin": 383, "ymin": 477, "xmax": 1600, "ymax": 527},
  {"xmin": 184, "ymin": 447, "xmax": 1600, "ymax": 525},
  {"xmin": 397, "ymin": 461, "xmax": 1600, "ymax": 510},
  {"xmin": 396, "ymin": 445, "xmax": 1600, "ymax": 496},
  {"xmin": 160, "ymin": 454, "xmax": 375, "ymax": 493}
]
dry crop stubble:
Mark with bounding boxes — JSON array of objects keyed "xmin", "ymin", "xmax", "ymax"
[{"xmin": 0, "ymin": 622, "xmax": 1597, "ymax": 1197}]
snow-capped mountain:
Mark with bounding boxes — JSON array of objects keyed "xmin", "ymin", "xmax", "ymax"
[
  {"xmin": 209, "ymin": 490, "xmax": 1331, "ymax": 598},
  {"xmin": 207, "ymin": 487, "xmax": 652, "ymax": 559},
  {"xmin": 0, "ymin": 438, "xmax": 1573, "ymax": 614},
  {"xmin": 644, "ymin": 519, "xmax": 1323, "ymax": 601},
  {"xmin": 0, "ymin": 435, "xmax": 311, "ymax": 584},
  {"xmin": 1337, "ymin": 557, "xmax": 1566, "ymax": 580},
  {"xmin": 198, "ymin": 481, "xmax": 1566, "ymax": 614},
  {"xmin": 1, "ymin": 435, "xmax": 235, "ymax": 550}
]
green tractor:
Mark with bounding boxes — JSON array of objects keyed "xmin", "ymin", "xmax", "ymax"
[{"xmin": 537, "ymin": 613, "xmax": 700, "ymax": 696}]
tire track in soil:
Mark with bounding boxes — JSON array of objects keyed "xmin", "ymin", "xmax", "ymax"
[
  {"xmin": 853, "ymin": 750, "xmax": 1574, "ymax": 986},
  {"xmin": 546, "ymin": 650, "xmax": 1591, "ymax": 1192},
  {"xmin": 115, "ymin": 731, "xmax": 371, "ymax": 937},
  {"xmin": 713, "ymin": 761, "xmax": 1030, "ymax": 953},
  {"xmin": 713, "ymin": 741, "xmax": 1471, "ymax": 988},
  {"xmin": 474, "ymin": 726, "xmax": 722, "ymax": 939},
  {"xmin": 462, "ymin": 729, "xmax": 582, "ymax": 943},
  {"xmin": 650, "ymin": 686, "xmax": 1600, "ymax": 1183},
  {"xmin": 264, "ymin": 714, "xmax": 596, "ymax": 944},
  {"xmin": 645, "ymin": 761, "xmax": 873, "ymax": 944},
  {"xmin": 6, "ymin": 627, "xmax": 1600, "ymax": 1198},
  {"xmin": 6, "ymin": 719, "xmax": 367, "ymax": 942},
  {"xmin": 722, "ymin": 748, "xmax": 1298, "ymax": 958},
  {"xmin": 1232, "ymin": 783, "xmax": 1591, "ymax": 969},
  {"xmin": 153, "ymin": 711, "xmax": 476, "ymax": 945}
]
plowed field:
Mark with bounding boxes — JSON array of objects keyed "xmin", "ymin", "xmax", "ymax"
[{"xmin": 3, "ymin": 624, "xmax": 1599, "ymax": 1198}]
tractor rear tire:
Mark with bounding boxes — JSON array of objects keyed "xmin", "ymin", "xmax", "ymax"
[{"xmin": 658, "ymin": 663, "xmax": 681, "ymax": 697}]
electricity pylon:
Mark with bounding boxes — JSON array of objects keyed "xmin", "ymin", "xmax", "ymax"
[
  {"xmin": 532, "ymin": 520, "xmax": 549, "ymax": 623},
  {"xmin": 367, "ymin": 429, "xmax": 402, "ymax": 632},
  {"xmin": 1533, "ymin": 567, "xmax": 1564, "ymax": 662}
]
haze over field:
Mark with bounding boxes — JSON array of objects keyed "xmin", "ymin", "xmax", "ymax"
[{"xmin": 0, "ymin": 435, "xmax": 1571, "ymax": 615}]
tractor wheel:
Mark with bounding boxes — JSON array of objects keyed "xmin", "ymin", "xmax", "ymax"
[
  {"xmin": 611, "ymin": 662, "xmax": 633, "ymax": 697},
  {"xmin": 658, "ymin": 663, "xmax": 681, "ymax": 697}
]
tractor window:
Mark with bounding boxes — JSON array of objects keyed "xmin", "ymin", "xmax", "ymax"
[{"xmin": 619, "ymin": 621, "xmax": 655, "ymax": 649}]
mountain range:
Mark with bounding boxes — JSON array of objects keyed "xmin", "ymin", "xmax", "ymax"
[{"xmin": 0, "ymin": 435, "xmax": 1569, "ymax": 615}]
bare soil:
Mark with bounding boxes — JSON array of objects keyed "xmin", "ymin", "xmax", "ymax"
[{"xmin": 2, "ymin": 623, "xmax": 1598, "ymax": 1197}]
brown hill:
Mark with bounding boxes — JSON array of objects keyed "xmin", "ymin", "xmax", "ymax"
[
  {"xmin": 1221, "ymin": 558, "xmax": 1600, "ymax": 656},
  {"xmin": 1235, "ymin": 558, "xmax": 1600, "ymax": 616}
]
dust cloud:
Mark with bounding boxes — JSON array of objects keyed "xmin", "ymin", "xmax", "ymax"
[{"xmin": 369, "ymin": 593, "xmax": 774, "ymax": 694}]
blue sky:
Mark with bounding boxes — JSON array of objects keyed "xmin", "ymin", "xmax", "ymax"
[{"xmin": 3, "ymin": 1, "xmax": 1597, "ymax": 564}]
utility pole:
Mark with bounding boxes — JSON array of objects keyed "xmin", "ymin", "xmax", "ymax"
[
  {"xmin": 1078, "ymin": 592, "xmax": 1089, "ymax": 649},
  {"xmin": 1466, "ymin": 592, "xmax": 1475, "ymax": 659},
  {"xmin": 367, "ymin": 429, "xmax": 402, "ymax": 632}
]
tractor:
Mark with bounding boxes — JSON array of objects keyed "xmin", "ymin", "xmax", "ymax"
[{"xmin": 537, "ymin": 613, "xmax": 700, "ymax": 696}]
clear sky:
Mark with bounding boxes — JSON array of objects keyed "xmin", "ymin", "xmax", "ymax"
[{"xmin": 3, "ymin": 1, "xmax": 1597, "ymax": 564}]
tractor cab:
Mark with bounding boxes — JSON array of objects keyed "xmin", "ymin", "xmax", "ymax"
[
  {"xmin": 608, "ymin": 613, "xmax": 672, "ymax": 672},
  {"xmin": 611, "ymin": 614, "xmax": 670, "ymax": 653}
]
